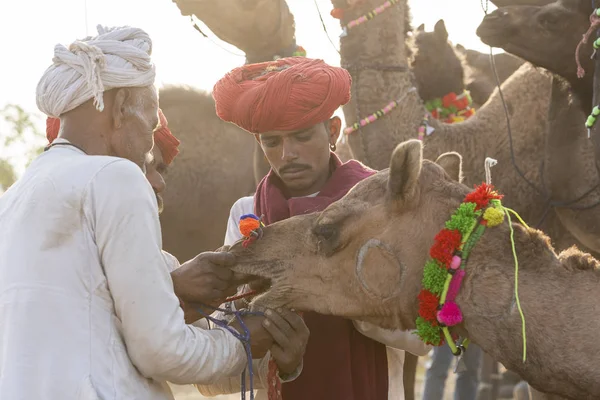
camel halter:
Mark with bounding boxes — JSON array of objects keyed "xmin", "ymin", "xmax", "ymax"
[{"xmin": 415, "ymin": 181, "xmax": 529, "ymax": 364}]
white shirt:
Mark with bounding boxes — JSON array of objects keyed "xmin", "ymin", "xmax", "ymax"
[
  {"xmin": 0, "ymin": 141, "xmax": 248, "ymax": 400},
  {"xmin": 203, "ymin": 195, "xmax": 432, "ymax": 400}
]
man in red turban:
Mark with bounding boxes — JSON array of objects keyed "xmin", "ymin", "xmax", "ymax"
[
  {"xmin": 46, "ymin": 109, "xmax": 180, "ymax": 212},
  {"xmin": 202, "ymin": 57, "xmax": 430, "ymax": 400}
]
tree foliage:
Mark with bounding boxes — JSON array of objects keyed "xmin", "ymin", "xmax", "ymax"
[{"xmin": 0, "ymin": 104, "xmax": 45, "ymax": 191}]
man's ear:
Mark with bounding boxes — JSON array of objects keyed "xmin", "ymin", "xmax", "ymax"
[
  {"xmin": 112, "ymin": 88, "xmax": 131, "ymax": 130},
  {"xmin": 328, "ymin": 116, "xmax": 342, "ymax": 145}
]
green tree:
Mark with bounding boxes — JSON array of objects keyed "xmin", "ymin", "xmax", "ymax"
[{"xmin": 0, "ymin": 104, "xmax": 45, "ymax": 189}]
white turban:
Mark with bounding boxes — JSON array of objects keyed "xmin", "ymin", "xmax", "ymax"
[{"xmin": 36, "ymin": 25, "xmax": 156, "ymax": 118}]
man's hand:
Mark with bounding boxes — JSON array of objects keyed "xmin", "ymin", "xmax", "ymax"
[
  {"xmin": 171, "ymin": 251, "xmax": 239, "ymax": 307},
  {"xmin": 229, "ymin": 314, "xmax": 273, "ymax": 359},
  {"xmin": 263, "ymin": 309, "xmax": 309, "ymax": 375}
]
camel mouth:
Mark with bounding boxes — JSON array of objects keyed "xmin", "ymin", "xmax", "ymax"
[{"xmin": 476, "ymin": 13, "xmax": 516, "ymax": 48}]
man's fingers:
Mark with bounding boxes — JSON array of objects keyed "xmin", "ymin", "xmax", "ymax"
[
  {"xmin": 199, "ymin": 251, "xmax": 236, "ymax": 267},
  {"xmin": 263, "ymin": 316, "xmax": 291, "ymax": 349}
]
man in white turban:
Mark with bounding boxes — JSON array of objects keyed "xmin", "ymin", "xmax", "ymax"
[{"xmin": 0, "ymin": 25, "xmax": 308, "ymax": 399}]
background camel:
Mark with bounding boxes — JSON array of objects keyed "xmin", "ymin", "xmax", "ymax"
[
  {"xmin": 477, "ymin": 0, "xmax": 593, "ymax": 112},
  {"xmin": 476, "ymin": 0, "xmax": 600, "ymax": 257},
  {"xmin": 330, "ymin": 0, "xmax": 591, "ymax": 257},
  {"xmin": 229, "ymin": 139, "xmax": 600, "ymax": 400},
  {"xmin": 454, "ymin": 44, "xmax": 524, "ymax": 107}
]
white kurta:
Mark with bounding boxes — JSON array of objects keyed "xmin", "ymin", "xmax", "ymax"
[
  {"xmin": 0, "ymin": 141, "xmax": 248, "ymax": 400},
  {"xmin": 198, "ymin": 196, "xmax": 432, "ymax": 400}
]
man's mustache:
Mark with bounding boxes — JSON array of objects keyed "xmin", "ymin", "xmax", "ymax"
[{"xmin": 279, "ymin": 163, "xmax": 311, "ymax": 174}]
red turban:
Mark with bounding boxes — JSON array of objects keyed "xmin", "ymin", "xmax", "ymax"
[
  {"xmin": 45, "ymin": 109, "xmax": 181, "ymax": 165},
  {"xmin": 212, "ymin": 57, "xmax": 352, "ymax": 133}
]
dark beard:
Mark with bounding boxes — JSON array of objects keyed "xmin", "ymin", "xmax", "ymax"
[{"xmin": 156, "ymin": 193, "xmax": 164, "ymax": 214}]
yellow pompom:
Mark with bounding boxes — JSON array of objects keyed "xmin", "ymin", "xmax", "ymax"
[{"xmin": 483, "ymin": 207, "xmax": 505, "ymax": 227}]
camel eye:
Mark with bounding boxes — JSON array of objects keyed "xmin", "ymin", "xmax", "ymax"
[{"xmin": 315, "ymin": 224, "xmax": 337, "ymax": 241}]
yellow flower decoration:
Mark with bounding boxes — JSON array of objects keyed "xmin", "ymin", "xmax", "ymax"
[{"xmin": 483, "ymin": 207, "xmax": 505, "ymax": 227}]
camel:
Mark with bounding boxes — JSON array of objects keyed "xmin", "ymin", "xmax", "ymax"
[
  {"xmin": 476, "ymin": 0, "xmax": 593, "ymax": 112},
  {"xmin": 411, "ymin": 20, "xmax": 465, "ymax": 105},
  {"xmin": 476, "ymin": 0, "xmax": 600, "ymax": 257},
  {"xmin": 329, "ymin": 0, "xmax": 593, "ymax": 258},
  {"xmin": 454, "ymin": 44, "xmax": 525, "ymax": 107},
  {"xmin": 228, "ymin": 139, "xmax": 600, "ymax": 400}
]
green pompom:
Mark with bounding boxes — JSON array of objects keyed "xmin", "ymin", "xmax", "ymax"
[
  {"xmin": 446, "ymin": 202, "xmax": 479, "ymax": 234},
  {"xmin": 416, "ymin": 317, "xmax": 443, "ymax": 346},
  {"xmin": 422, "ymin": 260, "xmax": 447, "ymax": 295}
]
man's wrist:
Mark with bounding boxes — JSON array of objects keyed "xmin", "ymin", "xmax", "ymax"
[{"xmin": 277, "ymin": 360, "xmax": 303, "ymax": 383}]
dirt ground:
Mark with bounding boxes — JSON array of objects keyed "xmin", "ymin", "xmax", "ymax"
[{"xmin": 169, "ymin": 352, "xmax": 459, "ymax": 400}]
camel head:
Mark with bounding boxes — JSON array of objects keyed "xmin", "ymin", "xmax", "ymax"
[
  {"xmin": 476, "ymin": 0, "xmax": 592, "ymax": 83},
  {"xmin": 411, "ymin": 19, "xmax": 465, "ymax": 101},
  {"xmin": 171, "ymin": 0, "xmax": 297, "ymax": 62},
  {"xmin": 230, "ymin": 140, "xmax": 470, "ymax": 329}
]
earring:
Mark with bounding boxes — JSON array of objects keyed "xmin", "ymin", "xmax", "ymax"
[{"xmin": 330, "ymin": 143, "xmax": 337, "ymax": 152}]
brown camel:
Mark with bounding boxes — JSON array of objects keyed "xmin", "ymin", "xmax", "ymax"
[
  {"xmin": 476, "ymin": 0, "xmax": 593, "ymax": 112},
  {"xmin": 228, "ymin": 139, "xmax": 600, "ymax": 400},
  {"xmin": 454, "ymin": 44, "xmax": 525, "ymax": 107},
  {"xmin": 476, "ymin": 0, "xmax": 600, "ymax": 256},
  {"xmin": 411, "ymin": 20, "xmax": 465, "ymax": 104},
  {"xmin": 160, "ymin": 0, "xmax": 301, "ymax": 261},
  {"xmin": 330, "ymin": 0, "xmax": 588, "ymax": 255}
]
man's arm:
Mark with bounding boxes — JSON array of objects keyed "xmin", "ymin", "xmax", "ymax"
[
  {"xmin": 352, "ymin": 320, "xmax": 432, "ymax": 356},
  {"xmin": 88, "ymin": 160, "xmax": 247, "ymax": 384}
]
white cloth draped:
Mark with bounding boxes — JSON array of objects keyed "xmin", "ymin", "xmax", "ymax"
[{"xmin": 36, "ymin": 25, "xmax": 156, "ymax": 118}]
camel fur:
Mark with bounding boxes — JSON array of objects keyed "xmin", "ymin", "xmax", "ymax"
[{"xmin": 229, "ymin": 139, "xmax": 600, "ymax": 400}]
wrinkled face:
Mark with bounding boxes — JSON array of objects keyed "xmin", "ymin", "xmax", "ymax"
[
  {"xmin": 476, "ymin": 0, "xmax": 590, "ymax": 79},
  {"xmin": 110, "ymin": 86, "xmax": 159, "ymax": 170},
  {"xmin": 145, "ymin": 147, "xmax": 167, "ymax": 213},
  {"xmin": 230, "ymin": 140, "xmax": 468, "ymax": 329},
  {"xmin": 259, "ymin": 117, "xmax": 341, "ymax": 197}
]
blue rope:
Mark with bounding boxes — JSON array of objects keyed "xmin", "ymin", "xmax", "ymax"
[{"xmin": 195, "ymin": 304, "xmax": 265, "ymax": 400}]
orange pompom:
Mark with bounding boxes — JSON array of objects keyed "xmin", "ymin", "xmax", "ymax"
[
  {"xmin": 239, "ymin": 215, "xmax": 261, "ymax": 238},
  {"xmin": 330, "ymin": 7, "xmax": 344, "ymax": 19}
]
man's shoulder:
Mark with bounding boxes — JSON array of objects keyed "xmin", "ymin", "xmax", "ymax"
[{"xmin": 230, "ymin": 195, "xmax": 255, "ymax": 219}]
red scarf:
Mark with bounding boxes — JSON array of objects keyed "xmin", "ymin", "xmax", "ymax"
[{"xmin": 254, "ymin": 154, "xmax": 389, "ymax": 400}]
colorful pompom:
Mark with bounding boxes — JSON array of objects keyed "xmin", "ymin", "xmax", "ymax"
[
  {"xmin": 330, "ymin": 7, "xmax": 344, "ymax": 19},
  {"xmin": 422, "ymin": 260, "xmax": 448, "ymax": 295},
  {"xmin": 417, "ymin": 289, "xmax": 440, "ymax": 323},
  {"xmin": 445, "ymin": 202, "xmax": 480, "ymax": 234},
  {"xmin": 437, "ymin": 301, "xmax": 463, "ymax": 326},
  {"xmin": 449, "ymin": 255, "xmax": 461, "ymax": 270},
  {"xmin": 483, "ymin": 207, "xmax": 505, "ymax": 227},
  {"xmin": 429, "ymin": 229, "xmax": 462, "ymax": 268},
  {"xmin": 416, "ymin": 317, "xmax": 443, "ymax": 346},
  {"xmin": 239, "ymin": 214, "xmax": 261, "ymax": 238},
  {"xmin": 464, "ymin": 183, "xmax": 503, "ymax": 211},
  {"xmin": 446, "ymin": 269, "xmax": 465, "ymax": 301}
]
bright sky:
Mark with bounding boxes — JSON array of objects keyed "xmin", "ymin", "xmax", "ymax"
[{"xmin": 0, "ymin": 0, "xmax": 497, "ymax": 174}]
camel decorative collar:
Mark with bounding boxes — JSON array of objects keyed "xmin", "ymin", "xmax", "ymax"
[
  {"xmin": 424, "ymin": 90, "xmax": 475, "ymax": 124},
  {"xmin": 337, "ymin": 0, "xmax": 400, "ymax": 38},
  {"xmin": 415, "ymin": 183, "xmax": 527, "ymax": 359}
]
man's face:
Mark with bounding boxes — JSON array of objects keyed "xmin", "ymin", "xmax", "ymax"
[
  {"xmin": 259, "ymin": 117, "xmax": 341, "ymax": 197},
  {"xmin": 145, "ymin": 147, "xmax": 167, "ymax": 213},
  {"xmin": 110, "ymin": 86, "xmax": 159, "ymax": 169}
]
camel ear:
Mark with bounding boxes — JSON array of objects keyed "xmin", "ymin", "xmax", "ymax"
[
  {"xmin": 416, "ymin": 23, "xmax": 425, "ymax": 32},
  {"xmin": 435, "ymin": 152, "xmax": 463, "ymax": 183},
  {"xmin": 434, "ymin": 19, "xmax": 448, "ymax": 41},
  {"xmin": 388, "ymin": 139, "xmax": 423, "ymax": 200},
  {"xmin": 455, "ymin": 43, "xmax": 466, "ymax": 54}
]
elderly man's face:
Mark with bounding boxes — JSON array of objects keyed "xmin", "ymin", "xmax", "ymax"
[
  {"xmin": 145, "ymin": 147, "xmax": 167, "ymax": 213},
  {"xmin": 110, "ymin": 86, "xmax": 159, "ymax": 169}
]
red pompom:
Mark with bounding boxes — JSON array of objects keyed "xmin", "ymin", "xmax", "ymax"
[
  {"xmin": 464, "ymin": 183, "xmax": 504, "ymax": 210},
  {"xmin": 429, "ymin": 229, "xmax": 462, "ymax": 268},
  {"xmin": 418, "ymin": 289, "xmax": 440, "ymax": 323}
]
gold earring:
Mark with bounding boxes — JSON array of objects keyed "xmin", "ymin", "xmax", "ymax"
[{"xmin": 330, "ymin": 143, "xmax": 337, "ymax": 152}]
